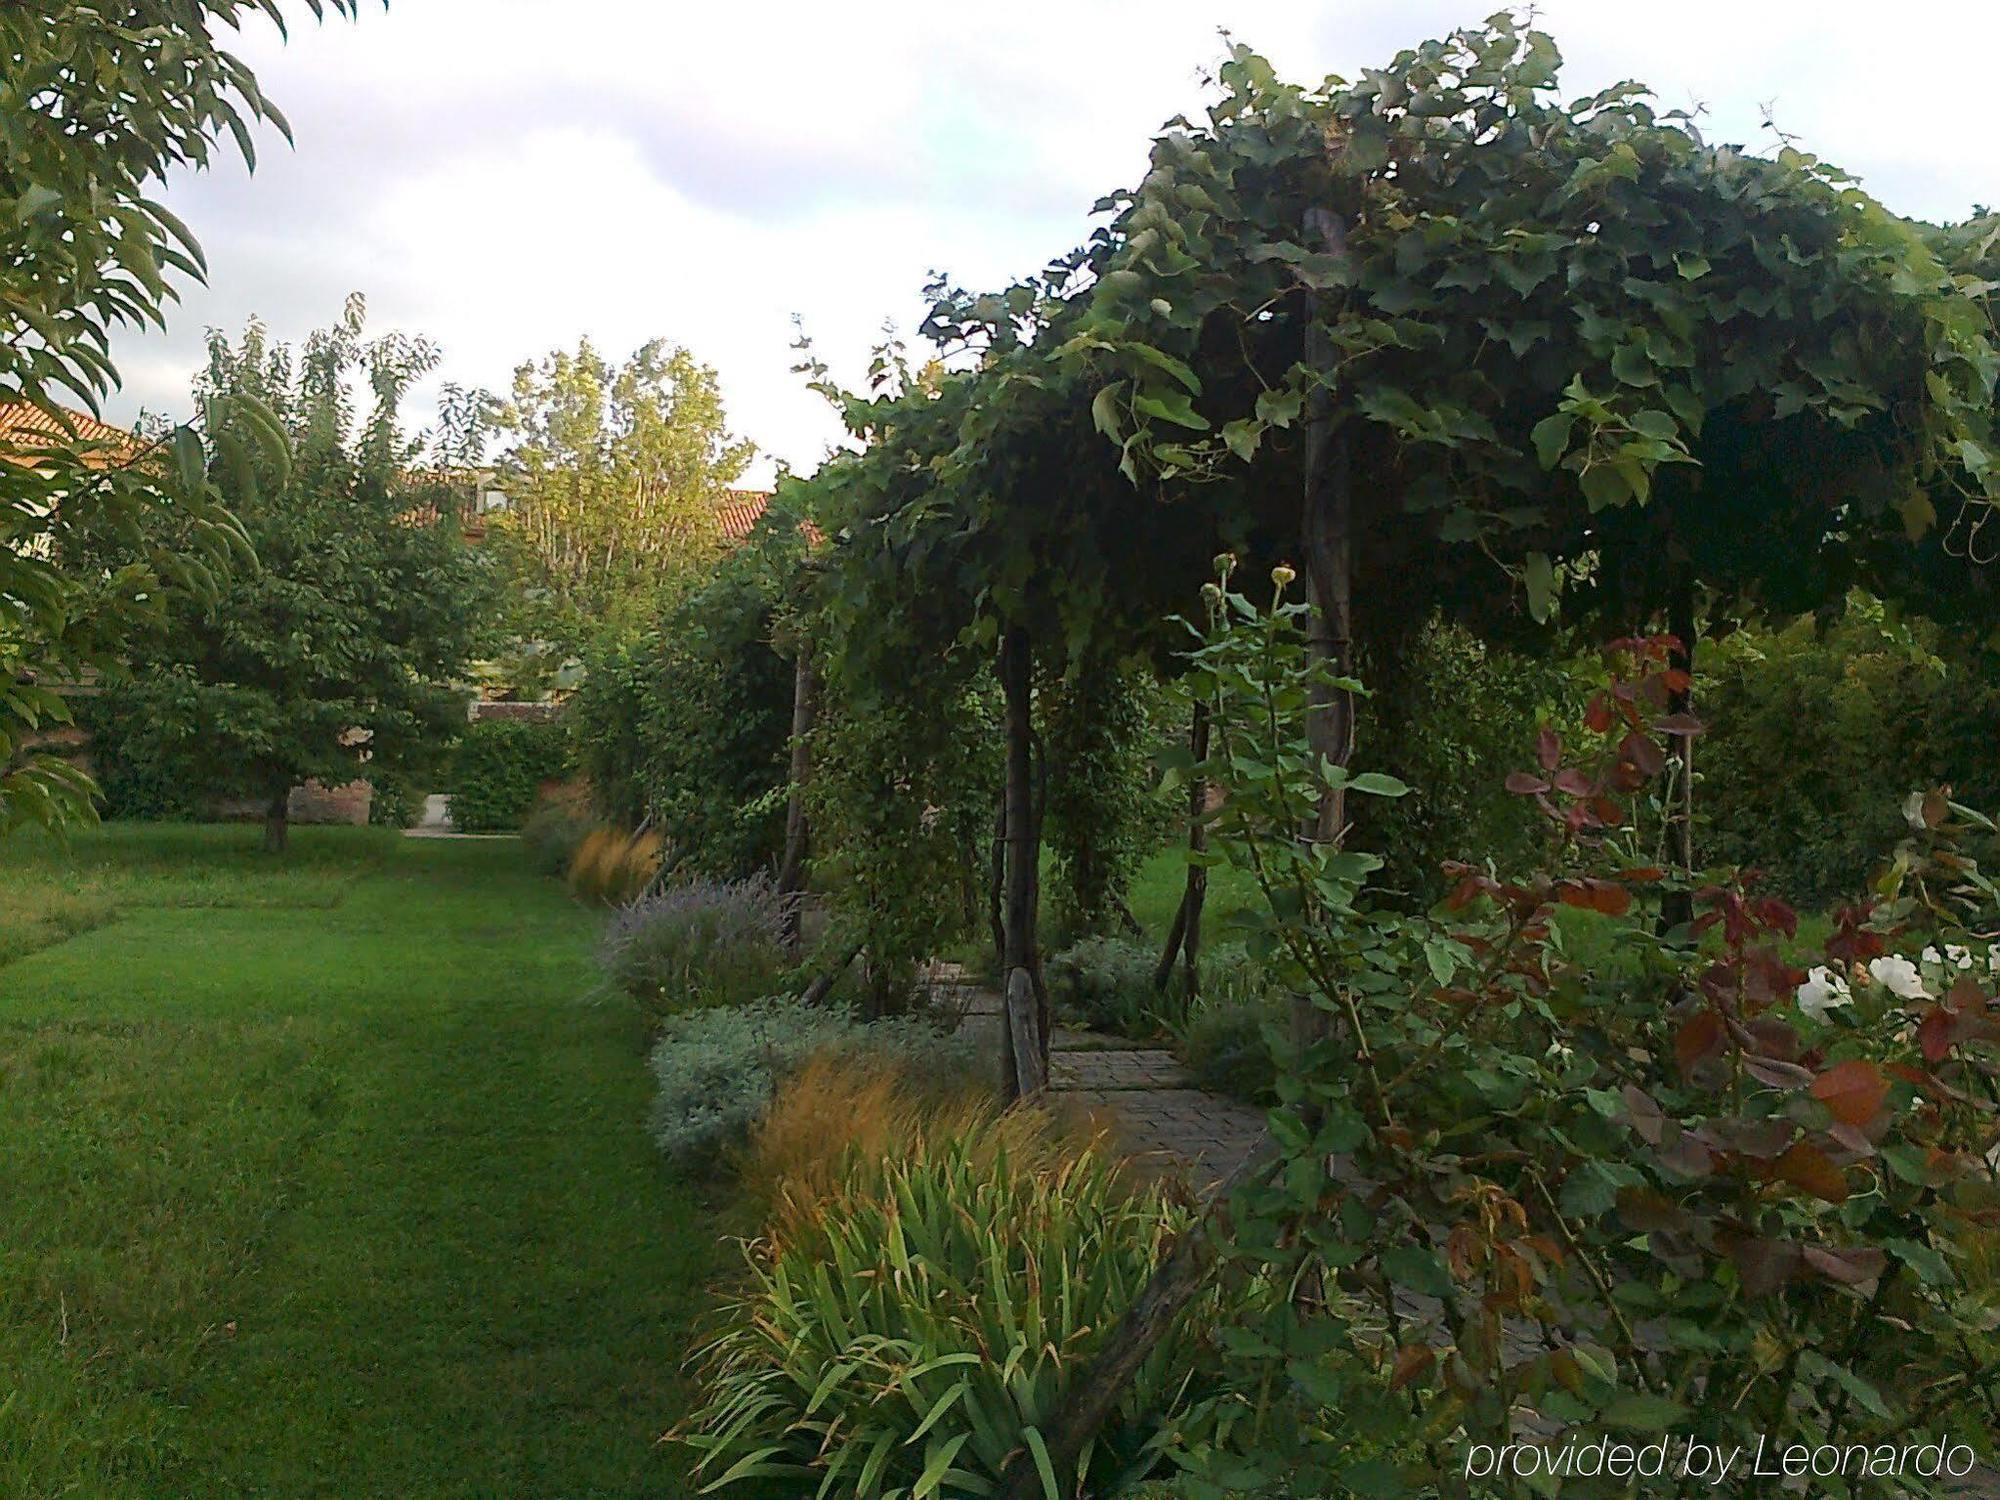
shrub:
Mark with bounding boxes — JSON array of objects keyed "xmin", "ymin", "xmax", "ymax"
[
  {"xmin": 645, "ymin": 996, "xmax": 969, "ymax": 1166},
  {"xmin": 74, "ymin": 682, "xmax": 208, "ymax": 820},
  {"xmin": 1167, "ymin": 575, "xmax": 2000, "ymax": 1494},
  {"xmin": 445, "ymin": 717, "xmax": 570, "ymax": 833},
  {"xmin": 519, "ymin": 800, "xmax": 592, "ymax": 878},
  {"xmin": 1700, "ymin": 596, "xmax": 2000, "ymax": 903},
  {"xmin": 1176, "ymin": 993, "xmax": 1280, "ymax": 1105},
  {"xmin": 599, "ymin": 874, "xmax": 791, "ymax": 1014},
  {"xmin": 1048, "ymin": 935, "xmax": 1169, "ymax": 1036},
  {"xmin": 1351, "ymin": 615, "xmax": 1569, "ymax": 907},
  {"xmin": 677, "ymin": 1113, "xmax": 1225, "ymax": 1497},
  {"xmin": 366, "ymin": 773, "xmax": 420, "ymax": 829},
  {"xmin": 568, "ymin": 533, "xmax": 801, "ymax": 874}
]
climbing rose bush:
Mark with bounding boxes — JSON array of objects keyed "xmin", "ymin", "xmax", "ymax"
[{"xmin": 1162, "ymin": 570, "xmax": 2000, "ymax": 1498}]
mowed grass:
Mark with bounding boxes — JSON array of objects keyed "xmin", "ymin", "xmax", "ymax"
[{"xmin": 0, "ymin": 824, "xmax": 721, "ymax": 1498}]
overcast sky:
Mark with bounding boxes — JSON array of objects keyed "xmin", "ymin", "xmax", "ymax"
[{"xmin": 108, "ymin": 0, "xmax": 2000, "ymax": 487}]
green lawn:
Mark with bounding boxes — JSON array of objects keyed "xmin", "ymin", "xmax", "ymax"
[{"xmin": 0, "ymin": 824, "xmax": 721, "ymax": 1498}]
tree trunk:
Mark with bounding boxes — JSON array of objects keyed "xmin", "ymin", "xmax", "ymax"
[
  {"xmin": 999, "ymin": 625, "xmax": 1046, "ymax": 1099},
  {"xmin": 1659, "ymin": 569, "xmax": 1698, "ymax": 936},
  {"xmin": 1152, "ymin": 701, "xmax": 1210, "ymax": 994},
  {"xmin": 1151, "ymin": 897, "xmax": 1189, "ymax": 994},
  {"xmin": 776, "ymin": 647, "xmax": 818, "ymax": 952},
  {"xmin": 988, "ymin": 797, "xmax": 1007, "ymax": 968},
  {"xmin": 262, "ymin": 788, "xmax": 290, "ymax": 854}
]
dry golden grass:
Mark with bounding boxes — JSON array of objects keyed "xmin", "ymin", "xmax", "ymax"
[
  {"xmin": 564, "ymin": 825, "xmax": 663, "ymax": 904},
  {"xmin": 739, "ymin": 1048, "xmax": 1115, "ymax": 1242}
]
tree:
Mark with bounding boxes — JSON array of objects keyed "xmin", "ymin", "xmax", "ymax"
[
  {"xmin": 81, "ymin": 298, "xmax": 494, "ymax": 850},
  {"xmin": 1, "ymin": 0, "xmax": 364, "ymax": 833},
  {"xmin": 489, "ymin": 338, "xmax": 754, "ymax": 653}
]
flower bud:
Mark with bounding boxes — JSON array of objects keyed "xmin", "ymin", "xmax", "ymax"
[{"xmin": 1271, "ymin": 563, "xmax": 1297, "ymax": 588}]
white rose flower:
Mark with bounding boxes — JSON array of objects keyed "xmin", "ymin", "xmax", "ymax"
[
  {"xmin": 1797, "ymin": 966, "xmax": 1853, "ymax": 1022},
  {"xmin": 1867, "ymin": 953, "xmax": 1930, "ymax": 1000}
]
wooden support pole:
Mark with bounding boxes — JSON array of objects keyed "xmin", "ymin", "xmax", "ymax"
[
  {"xmin": 1005, "ymin": 966, "xmax": 1047, "ymax": 1096},
  {"xmin": 775, "ymin": 646, "xmax": 818, "ymax": 953},
  {"xmin": 999, "ymin": 625, "xmax": 1045, "ymax": 1099}
]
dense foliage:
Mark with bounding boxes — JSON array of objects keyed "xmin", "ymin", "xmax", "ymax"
[
  {"xmin": 645, "ymin": 996, "xmax": 969, "ymax": 1167},
  {"xmin": 445, "ymin": 716, "xmax": 569, "ymax": 833},
  {"xmin": 488, "ymin": 338, "xmax": 754, "ymax": 654},
  {"xmin": 1159, "ymin": 568, "xmax": 1999, "ymax": 1496},
  {"xmin": 1357, "ymin": 618, "xmax": 1570, "ymax": 905},
  {"xmin": 82, "ymin": 301, "xmax": 493, "ymax": 849},
  {"xmin": 568, "ymin": 517, "xmax": 802, "ymax": 871},
  {"xmin": 2, "ymin": 0, "xmax": 357, "ymax": 831},
  {"xmin": 1700, "ymin": 596, "xmax": 2000, "ymax": 903}
]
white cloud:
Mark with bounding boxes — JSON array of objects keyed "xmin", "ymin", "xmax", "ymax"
[{"xmin": 107, "ymin": 0, "xmax": 2000, "ymax": 486}]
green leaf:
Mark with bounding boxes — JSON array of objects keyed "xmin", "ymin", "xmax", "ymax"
[
  {"xmin": 1611, "ymin": 343, "xmax": 1658, "ymax": 387},
  {"xmin": 1522, "ymin": 551, "xmax": 1556, "ymax": 622},
  {"xmin": 1531, "ymin": 412, "xmax": 1573, "ymax": 469},
  {"xmin": 1380, "ymin": 1246, "xmax": 1452, "ymax": 1299},
  {"xmin": 1598, "ymin": 1393, "xmax": 1689, "ymax": 1431},
  {"xmin": 172, "ymin": 425, "xmax": 206, "ymax": 489},
  {"xmin": 1220, "ymin": 419, "xmax": 1261, "ymax": 463},
  {"xmin": 1347, "ymin": 771, "xmax": 1410, "ymax": 798},
  {"xmin": 1132, "ymin": 390, "xmax": 1208, "ymax": 431},
  {"xmin": 1089, "ymin": 380, "xmax": 1125, "ymax": 442},
  {"xmin": 1579, "ymin": 464, "xmax": 1631, "ymax": 510},
  {"xmin": 1255, "ymin": 387, "xmax": 1303, "ymax": 429}
]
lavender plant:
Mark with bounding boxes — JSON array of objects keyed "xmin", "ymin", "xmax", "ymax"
[
  {"xmin": 646, "ymin": 996, "xmax": 973, "ymax": 1165},
  {"xmin": 597, "ymin": 873, "xmax": 793, "ymax": 1016}
]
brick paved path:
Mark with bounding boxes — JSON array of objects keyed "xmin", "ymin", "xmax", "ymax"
[{"xmin": 929, "ymin": 962, "xmax": 1267, "ymax": 1190}]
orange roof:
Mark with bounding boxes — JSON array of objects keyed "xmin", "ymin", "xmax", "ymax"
[
  {"xmin": 717, "ymin": 488, "xmax": 821, "ymax": 547},
  {"xmin": 0, "ymin": 401, "xmax": 141, "ymax": 466},
  {"xmin": 717, "ymin": 489, "xmax": 772, "ymax": 543}
]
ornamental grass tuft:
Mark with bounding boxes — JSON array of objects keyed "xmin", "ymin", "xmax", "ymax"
[{"xmin": 676, "ymin": 1107, "xmax": 1224, "ymax": 1498}]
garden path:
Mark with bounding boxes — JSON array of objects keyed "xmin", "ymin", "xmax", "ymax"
[{"xmin": 927, "ymin": 962, "xmax": 1267, "ymax": 1191}]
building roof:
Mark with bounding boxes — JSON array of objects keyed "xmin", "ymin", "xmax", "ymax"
[
  {"xmin": 716, "ymin": 489, "xmax": 772, "ymax": 543},
  {"xmin": 0, "ymin": 401, "xmax": 141, "ymax": 466},
  {"xmin": 717, "ymin": 488, "xmax": 822, "ymax": 547}
]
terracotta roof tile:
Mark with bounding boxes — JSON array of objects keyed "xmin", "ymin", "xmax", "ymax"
[
  {"xmin": 716, "ymin": 488, "xmax": 821, "ymax": 547},
  {"xmin": 0, "ymin": 401, "xmax": 141, "ymax": 466}
]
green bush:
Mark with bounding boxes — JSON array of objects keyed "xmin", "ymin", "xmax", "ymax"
[
  {"xmin": 1700, "ymin": 596, "xmax": 2000, "ymax": 904},
  {"xmin": 519, "ymin": 800, "xmax": 591, "ymax": 877},
  {"xmin": 366, "ymin": 774, "xmax": 421, "ymax": 829},
  {"xmin": 444, "ymin": 717, "xmax": 570, "ymax": 833},
  {"xmin": 75, "ymin": 679, "xmax": 208, "ymax": 820},
  {"xmin": 568, "ymin": 535, "xmax": 798, "ymax": 876},
  {"xmin": 678, "ymin": 1120, "xmax": 1226, "ymax": 1497},
  {"xmin": 645, "ymin": 996, "xmax": 970, "ymax": 1167},
  {"xmin": 1353, "ymin": 616, "xmax": 1570, "ymax": 906},
  {"xmin": 1048, "ymin": 935, "xmax": 1169, "ymax": 1036},
  {"xmin": 1177, "ymin": 992, "xmax": 1281, "ymax": 1105}
]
